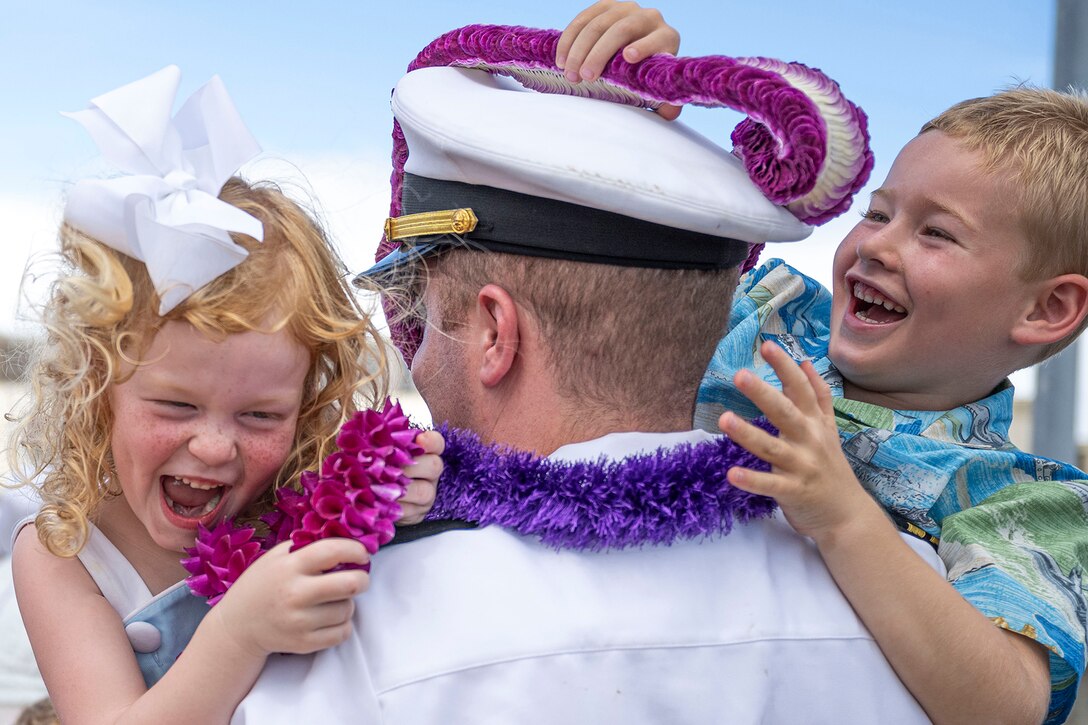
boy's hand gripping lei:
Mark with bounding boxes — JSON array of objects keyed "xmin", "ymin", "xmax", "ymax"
[{"xmin": 182, "ymin": 400, "xmax": 423, "ymax": 605}]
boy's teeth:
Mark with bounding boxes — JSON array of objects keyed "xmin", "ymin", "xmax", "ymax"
[{"xmin": 853, "ymin": 282, "xmax": 906, "ymax": 313}]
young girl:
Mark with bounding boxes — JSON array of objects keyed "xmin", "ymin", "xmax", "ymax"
[{"xmin": 9, "ymin": 67, "xmax": 442, "ymax": 724}]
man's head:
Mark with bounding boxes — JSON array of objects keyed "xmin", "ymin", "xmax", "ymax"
[
  {"xmin": 363, "ymin": 30, "xmax": 875, "ymax": 448},
  {"xmin": 410, "ymin": 248, "xmax": 740, "ymax": 450},
  {"xmin": 378, "ymin": 66, "xmax": 805, "ymax": 449},
  {"xmin": 828, "ymin": 87, "xmax": 1088, "ymax": 411}
]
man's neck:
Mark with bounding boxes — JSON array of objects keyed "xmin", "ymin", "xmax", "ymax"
[{"xmin": 486, "ymin": 399, "xmax": 694, "ymax": 456}]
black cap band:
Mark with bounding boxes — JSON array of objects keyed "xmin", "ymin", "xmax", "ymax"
[{"xmin": 398, "ymin": 174, "xmax": 752, "ymax": 270}]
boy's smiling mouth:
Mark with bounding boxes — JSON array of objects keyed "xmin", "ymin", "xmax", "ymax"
[
  {"xmin": 851, "ymin": 281, "xmax": 907, "ymax": 324},
  {"xmin": 161, "ymin": 475, "xmax": 227, "ymax": 521}
]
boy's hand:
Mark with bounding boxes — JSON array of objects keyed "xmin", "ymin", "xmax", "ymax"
[
  {"xmin": 398, "ymin": 429, "xmax": 444, "ymax": 525},
  {"xmin": 719, "ymin": 340, "xmax": 884, "ymax": 542},
  {"xmin": 556, "ymin": 1, "xmax": 682, "ymax": 120},
  {"xmin": 213, "ymin": 538, "xmax": 370, "ymax": 658}
]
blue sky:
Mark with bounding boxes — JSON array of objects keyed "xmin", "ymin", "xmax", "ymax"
[
  {"xmin": 1, "ymin": 1, "xmax": 1054, "ymax": 199},
  {"xmin": 1, "ymin": 1, "xmax": 1082, "ymax": 442}
]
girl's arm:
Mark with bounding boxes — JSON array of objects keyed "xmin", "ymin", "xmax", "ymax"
[
  {"xmin": 721, "ymin": 341, "xmax": 1050, "ymax": 725},
  {"xmin": 13, "ymin": 527, "xmax": 369, "ymax": 725}
]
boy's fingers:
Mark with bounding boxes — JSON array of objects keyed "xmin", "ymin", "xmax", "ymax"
[
  {"xmin": 654, "ymin": 103, "xmax": 682, "ymax": 121},
  {"xmin": 562, "ymin": 12, "xmax": 616, "ymax": 82},
  {"xmin": 576, "ymin": 12, "xmax": 664, "ymax": 80},
  {"xmin": 578, "ymin": 24, "xmax": 636, "ymax": 80},
  {"xmin": 621, "ymin": 23, "xmax": 680, "ymax": 62},
  {"xmin": 733, "ymin": 369, "xmax": 806, "ymax": 434},
  {"xmin": 560, "ymin": 3, "xmax": 625, "ymax": 80},
  {"xmin": 720, "ymin": 411, "xmax": 795, "ymax": 468},
  {"xmin": 557, "ymin": 1, "xmax": 613, "ymax": 68},
  {"xmin": 726, "ymin": 465, "xmax": 785, "ymax": 499},
  {"xmin": 579, "ymin": 12, "xmax": 678, "ymax": 81},
  {"xmin": 760, "ymin": 342, "xmax": 820, "ymax": 413},
  {"xmin": 800, "ymin": 361, "xmax": 835, "ymax": 416}
]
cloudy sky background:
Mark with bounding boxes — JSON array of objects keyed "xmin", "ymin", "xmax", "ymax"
[{"xmin": 2, "ymin": 1, "xmax": 1084, "ymax": 443}]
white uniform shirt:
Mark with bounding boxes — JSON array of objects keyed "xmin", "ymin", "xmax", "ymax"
[{"xmin": 235, "ymin": 430, "xmax": 938, "ymax": 724}]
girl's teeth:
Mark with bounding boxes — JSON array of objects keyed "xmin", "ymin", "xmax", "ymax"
[
  {"xmin": 199, "ymin": 492, "xmax": 221, "ymax": 515},
  {"xmin": 164, "ymin": 477, "xmax": 225, "ymax": 518},
  {"xmin": 171, "ymin": 476, "xmax": 219, "ymax": 491},
  {"xmin": 167, "ymin": 489, "xmax": 222, "ymax": 518}
]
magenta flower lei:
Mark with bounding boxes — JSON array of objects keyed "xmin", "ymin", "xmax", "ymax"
[
  {"xmin": 379, "ymin": 25, "xmax": 874, "ymax": 366},
  {"xmin": 181, "ymin": 400, "xmax": 423, "ymax": 605}
]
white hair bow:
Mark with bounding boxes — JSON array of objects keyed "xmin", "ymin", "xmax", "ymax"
[{"xmin": 63, "ymin": 65, "xmax": 264, "ymax": 314}]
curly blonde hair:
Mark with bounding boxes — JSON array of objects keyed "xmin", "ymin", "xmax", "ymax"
[{"xmin": 9, "ymin": 177, "xmax": 389, "ymax": 557}]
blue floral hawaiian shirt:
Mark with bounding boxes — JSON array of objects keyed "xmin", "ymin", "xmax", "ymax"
[{"xmin": 697, "ymin": 259, "xmax": 1088, "ymax": 723}]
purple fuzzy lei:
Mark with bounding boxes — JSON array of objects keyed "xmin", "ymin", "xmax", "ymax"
[{"xmin": 426, "ymin": 421, "xmax": 779, "ymax": 551}]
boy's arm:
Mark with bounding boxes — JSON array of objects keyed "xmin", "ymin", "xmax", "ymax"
[
  {"xmin": 13, "ymin": 527, "xmax": 369, "ymax": 725},
  {"xmin": 721, "ymin": 341, "xmax": 1050, "ymax": 725}
]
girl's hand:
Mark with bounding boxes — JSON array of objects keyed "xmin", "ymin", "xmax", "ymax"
[
  {"xmin": 556, "ymin": 1, "xmax": 682, "ymax": 120},
  {"xmin": 213, "ymin": 538, "xmax": 370, "ymax": 658},
  {"xmin": 398, "ymin": 429, "xmax": 444, "ymax": 525},
  {"xmin": 719, "ymin": 340, "xmax": 884, "ymax": 542}
]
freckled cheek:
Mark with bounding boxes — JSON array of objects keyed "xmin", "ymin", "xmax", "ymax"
[
  {"xmin": 242, "ymin": 429, "xmax": 299, "ymax": 487},
  {"xmin": 111, "ymin": 410, "xmax": 186, "ymax": 463}
]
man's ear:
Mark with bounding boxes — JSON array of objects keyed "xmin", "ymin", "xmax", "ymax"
[
  {"xmin": 1012, "ymin": 274, "xmax": 1088, "ymax": 347},
  {"xmin": 475, "ymin": 283, "xmax": 520, "ymax": 388}
]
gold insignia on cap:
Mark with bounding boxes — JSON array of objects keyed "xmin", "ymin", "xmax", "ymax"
[{"xmin": 384, "ymin": 208, "xmax": 478, "ymax": 242}]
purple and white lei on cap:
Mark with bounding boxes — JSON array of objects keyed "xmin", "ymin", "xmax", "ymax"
[
  {"xmin": 183, "ymin": 400, "xmax": 777, "ymax": 604},
  {"xmin": 379, "ymin": 25, "xmax": 874, "ymax": 365}
]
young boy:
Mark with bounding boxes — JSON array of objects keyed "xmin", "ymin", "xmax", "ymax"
[{"xmin": 559, "ymin": 5, "xmax": 1088, "ymax": 724}]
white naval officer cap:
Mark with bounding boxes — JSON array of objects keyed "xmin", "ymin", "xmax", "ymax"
[
  {"xmin": 363, "ymin": 65, "xmax": 809, "ymax": 279},
  {"xmin": 360, "ymin": 24, "xmax": 874, "ymax": 359}
]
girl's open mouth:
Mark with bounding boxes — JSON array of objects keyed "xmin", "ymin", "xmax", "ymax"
[{"xmin": 160, "ymin": 476, "xmax": 228, "ymax": 526}]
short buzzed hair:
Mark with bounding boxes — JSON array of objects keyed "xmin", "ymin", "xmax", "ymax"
[{"xmin": 429, "ymin": 249, "xmax": 739, "ymax": 419}]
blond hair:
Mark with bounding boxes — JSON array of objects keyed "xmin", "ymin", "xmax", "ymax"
[
  {"xmin": 428, "ymin": 249, "xmax": 738, "ymax": 419},
  {"xmin": 10, "ymin": 177, "xmax": 389, "ymax": 557},
  {"xmin": 921, "ymin": 86, "xmax": 1088, "ymax": 359}
]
